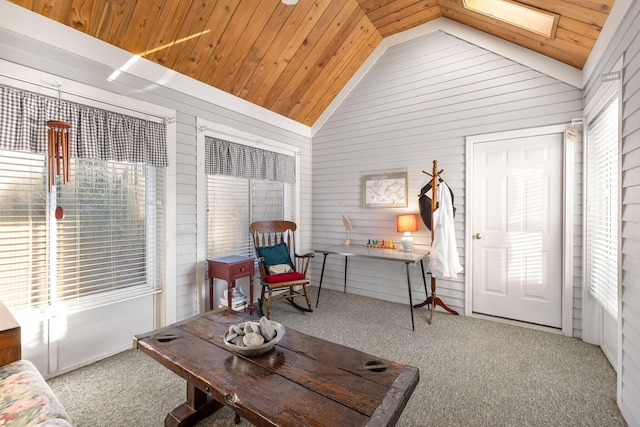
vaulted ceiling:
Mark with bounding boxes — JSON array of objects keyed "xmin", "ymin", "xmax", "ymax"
[{"xmin": 10, "ymin": 0, "xmax": 615, "ymax": 126}]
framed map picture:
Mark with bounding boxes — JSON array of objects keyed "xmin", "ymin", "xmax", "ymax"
[{"xmin": 362, "ymin": 172, "xmax": 408, "ymax": 208}]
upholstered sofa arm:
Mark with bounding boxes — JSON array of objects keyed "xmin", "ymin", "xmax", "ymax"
[{"xmin": 0, "ymin": 359, "xmax": 72, "ymax": 426}]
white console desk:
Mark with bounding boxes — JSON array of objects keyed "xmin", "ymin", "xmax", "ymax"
[{"xmin": 314, "ymin": 244, "xmax": 430, "ymax": 330}]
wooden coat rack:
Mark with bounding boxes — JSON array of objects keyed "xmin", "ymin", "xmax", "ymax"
[{"xmin": 414, "ymin": 160, "xmax": 459, "ymax": 324}]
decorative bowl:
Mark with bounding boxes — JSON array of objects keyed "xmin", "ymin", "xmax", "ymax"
[{"xmin": 223, "ymin": 321, "xmax": 286, "ymax": 357}]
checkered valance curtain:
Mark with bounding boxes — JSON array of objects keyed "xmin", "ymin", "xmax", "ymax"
[
  {"xmin": 205, "ymin": 136, "xmax": 294, "ymax": 183},
  {"xmin": 0, "ymin": 86, "xmax": 167, "ymax": 167}
]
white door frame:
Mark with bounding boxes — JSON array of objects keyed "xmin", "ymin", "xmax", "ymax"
[{"xmin": 465, "ymin": 124, "xmax": 573, "ymax": 336}]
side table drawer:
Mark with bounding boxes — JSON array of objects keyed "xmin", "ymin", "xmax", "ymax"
[{"xmin": 229, "ymin": 261, "xmax": 254, "ymax": 279}]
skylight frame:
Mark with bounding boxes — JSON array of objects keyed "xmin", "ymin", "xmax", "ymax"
[{"xmin": 463, "ymin": 0, "xmax": 560, "ymax": 39}]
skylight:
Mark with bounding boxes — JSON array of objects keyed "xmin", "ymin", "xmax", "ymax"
[{"xmin": 463, "ymin": 0, "xmax": 559, "ymax": 39}]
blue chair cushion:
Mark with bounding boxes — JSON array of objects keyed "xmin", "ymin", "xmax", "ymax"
[{"xmin": 256, "ymin": 242, "xmax": 295, "ymax": 271}]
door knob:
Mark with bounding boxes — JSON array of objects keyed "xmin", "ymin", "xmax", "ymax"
[{"xmin": 473, "ymin": 233, "xmax": 482, "ymax": 239}]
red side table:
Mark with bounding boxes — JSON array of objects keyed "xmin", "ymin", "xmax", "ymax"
[{"xmin": 207, "ymin": 255, "xmax": 254, "ymax": 313}]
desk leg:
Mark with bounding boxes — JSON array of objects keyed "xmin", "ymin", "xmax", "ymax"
[
  {"xmin": 405, "ymin": 262, "xmax": 415, "ymax": 331},
  {"xmin": 315, "ymin": 253, "xmax": 328, "ymax": 308},
  {"xmin": 165, "ymin": 383, "xmax": 223, "ymax": 427},
  {"xmin": 343, "ymin": 256, "xmax": 348, "ymax": 293}
]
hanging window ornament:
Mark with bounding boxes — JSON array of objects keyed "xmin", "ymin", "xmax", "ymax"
[{"xmin": 46, "ymin": 120, "xmax": 71, "ymax": 192}]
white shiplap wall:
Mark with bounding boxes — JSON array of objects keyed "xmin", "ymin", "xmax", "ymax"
[
  {"xmin": 583, "ymin": 2, "xmax": 640, "ymax": 424},
  {"xmin": 312, "ymin": 31, "xmax": 584, "ymax": 332}
]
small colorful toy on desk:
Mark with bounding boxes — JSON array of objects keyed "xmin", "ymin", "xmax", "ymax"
[{"xmin": 366, "ymin": 239, "xmax": 397, "ymax": 249}]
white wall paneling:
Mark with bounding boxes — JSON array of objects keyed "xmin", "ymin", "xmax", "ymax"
[{"xmin": 312, "ymin": 31, "xmax": 583, "ymax": 327}]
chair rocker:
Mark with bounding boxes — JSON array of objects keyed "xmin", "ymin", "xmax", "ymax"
[{"xmin": 250, "ymin": 221, "xmax": 314, "ymax": 319}]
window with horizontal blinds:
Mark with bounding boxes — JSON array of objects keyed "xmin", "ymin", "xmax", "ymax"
[
  {"xmin": 55, "ymin": 159, "xmax": 164, "ymax": 304},
  {"xmin": 205, "ymin": 137, "xmax": 294, "ymax": 260},
  {"xmin": 207, "ymin": 176, "xmax": 294, "ymax": 259},
  {"xmin": 586, "ymin": 96, "xmax": 619, "ymax": 319},
  {"xmin": 207, "ymin": 175, "xmax": 251, "ymax": 258},
  {"xmin": 0, "ymin": 150, "xmax": 48, "ymax": 308},
  {"xmin": 0, "ymin": 85, "xmax": 167, "ymax": 311},
  {"xmin": 0, "ymin": 149, "xmax": 164, "ymax": 309}
]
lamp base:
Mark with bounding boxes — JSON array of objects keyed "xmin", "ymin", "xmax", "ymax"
[{"xmin": 400, "ymin": 234, "xmax": 414, "ymax": 252}]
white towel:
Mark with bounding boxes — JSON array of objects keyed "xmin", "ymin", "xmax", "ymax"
[{"xmin": 430, "ymin": 181, "xmax": 463, "ymax": 279}]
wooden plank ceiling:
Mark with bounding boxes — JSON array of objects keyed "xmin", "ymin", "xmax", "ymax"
[{"xmin": 10, "ymin": 0, "xmax": 614, "ymax": 126}]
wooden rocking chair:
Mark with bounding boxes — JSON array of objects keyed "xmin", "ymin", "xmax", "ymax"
[{"xmin": 250, "ymin": 221, "xmax": 314, "ymax": 319}]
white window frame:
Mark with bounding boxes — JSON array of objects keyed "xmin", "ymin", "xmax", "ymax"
[{"xmin": 196, "ymin": 118, "xmax": 301, "ymax": 314}]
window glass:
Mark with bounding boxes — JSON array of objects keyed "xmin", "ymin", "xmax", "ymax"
[
  {"xmin": 0, "ymin": 149, "xmax": 163, "ymax": 309},
  {"xmin": 586, "ymin": 96, "xmax": 619, "ymax": 319},
  {"xmin": 207, "ymin": 175, "xmax": 294, "ymax": 259},
  {"xmin": 0, "ymin": 150, "xmax": 48, "ymax": 308}
]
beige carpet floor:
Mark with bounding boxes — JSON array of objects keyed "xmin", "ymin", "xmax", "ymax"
[{"xmin": 48, "ymin": 287, "xmax": 626, "ymax": 426}]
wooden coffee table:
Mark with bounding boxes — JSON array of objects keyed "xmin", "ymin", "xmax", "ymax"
[{"xmin": 134, "ymin": 309, "xmax": 419, "ymax": 427}]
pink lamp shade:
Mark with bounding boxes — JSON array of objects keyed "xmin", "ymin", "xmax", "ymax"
[
  {"xmin": 397, "ymin": 214, "xmax": 418, "ymax": 251},
  {"xmin": 396, "ymin": 214, "xmax": 418, "ymax": 233}
]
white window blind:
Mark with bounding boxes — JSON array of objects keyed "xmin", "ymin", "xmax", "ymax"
[
  {"xmin": 0, "ymin": 150, "xmax": 48, "ymax": 308},
  {"xmin": 586, "ymin": 96, "xmax": 619, "ymax": 319},
  {"xmin": 207, "ymin": 175, "xmax": 293, "ymax": 259},
  {"xmin": 207, "ymin": 175, "xmax": 251, "ymax": 258},
  {"xmin": 0, "ymin": 149, "xmax": 164, "ymax": 309}
]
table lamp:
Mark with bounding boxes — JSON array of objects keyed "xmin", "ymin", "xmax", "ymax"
[{"xmin": 397, "ymin": 214, "xmax": 418, "ymax": 252}]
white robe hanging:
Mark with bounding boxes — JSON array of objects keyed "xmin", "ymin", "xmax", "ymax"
[{"xmin": 430, "ymin": 181, "xmax": 463, "ymax": 279}]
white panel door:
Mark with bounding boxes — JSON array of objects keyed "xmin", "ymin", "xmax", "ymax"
[{"xmin": 472, "ymin": 133, "xmax": 563, "ymax": 327}]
